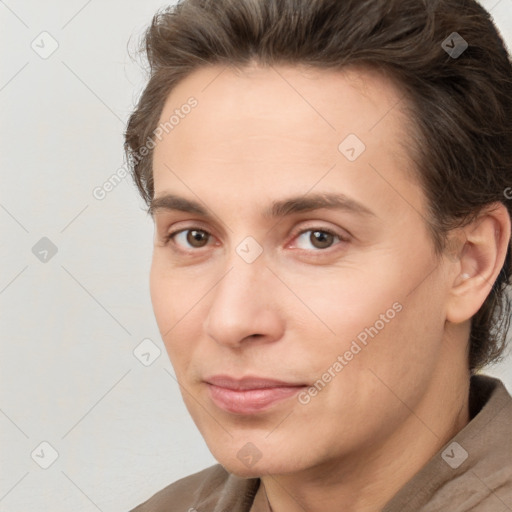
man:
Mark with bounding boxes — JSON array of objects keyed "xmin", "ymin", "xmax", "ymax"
[{"xmin": 126, "ymin": 0, "xmax": 512, "ymax": 510}]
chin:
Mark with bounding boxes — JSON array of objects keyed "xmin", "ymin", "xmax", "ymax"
[
  {"xmin": 213, "ymin": 448, "xmax": 301, "ymax": 479},
  {"xmin": 222, "ymin": 462, "xmax": 265, "ymax": 479},
  {"xmin": 207, "ymin": 447, "xmax": 267, "ymax": 478}
]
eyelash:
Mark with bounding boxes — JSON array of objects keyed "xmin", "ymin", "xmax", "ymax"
[{"xmin": 162, "ymin": 226, "xmax": 348, "ymax": 253}]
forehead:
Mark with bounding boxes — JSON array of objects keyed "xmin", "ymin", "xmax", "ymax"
[
  {"xmin": 151, "ymin": 63, "xmax": 423, "ymax": 219},
  {"xmin": 156, "ymin": 63, "xmax": 407, "ymax": 147}
]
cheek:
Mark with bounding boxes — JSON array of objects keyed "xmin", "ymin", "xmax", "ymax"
[
  {"xmin": 288, "ymin": 268, "xmax": 404, "ymax": 347},
  {"xmin": 149, "ymin": 261, "xmax": 185, "ymax": 356},
  {"xmin": 149, "ymin": 256, "xmax": 198, "ymax": 328},
  {"xmin": 149, "ymin": 261, "xmax": 173, "ymax": 329},
  {"xmin": 149, "ymin": 258, "xmax": 206, "ymax": 370},
  {"xmin": 300, "ymin": 260, "xmax": 446, "ymax": 388},
  {"xmin": 324, "ymin": 274, "xmax": 447, "ymax": 417},
  {"xmin": 299, "ymin": 289, "xmax": 447, "ymax": 452}
]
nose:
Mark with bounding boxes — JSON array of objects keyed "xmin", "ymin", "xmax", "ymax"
[{"xmin": 203, "ymin": 257, "xmax": 285, "ymax": 349}]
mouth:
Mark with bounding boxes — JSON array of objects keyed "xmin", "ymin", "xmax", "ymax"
[{"xmin": 204, "ymin": 375, "xmax": 308, "ymax": 415}]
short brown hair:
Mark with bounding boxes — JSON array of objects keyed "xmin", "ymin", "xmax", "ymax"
[{"xmin": 124, "ymin": 0, "xmax": 512, "ymax": 373}]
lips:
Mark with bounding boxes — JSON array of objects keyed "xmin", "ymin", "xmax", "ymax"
[{"xmin": 204, "ymin": 375, "xmax": 307, "ymax": 415}]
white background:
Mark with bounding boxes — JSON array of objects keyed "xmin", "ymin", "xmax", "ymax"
[{"xmin": 0, "ymin": 0, "xmax": 511, "ymax": 510}]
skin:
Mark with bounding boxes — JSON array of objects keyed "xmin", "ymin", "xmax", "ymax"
[{"xmin": 148, "ymin": 63, "xmax": 511, "ymax": 512}]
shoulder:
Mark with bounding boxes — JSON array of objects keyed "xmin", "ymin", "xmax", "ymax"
[
  {"xmin": 431, "ymin": 375, "xmax": 512, "ymax": 511},
  {"xmin": 429, "ymin": 377, "xmax": 512, "ymax": 510},
  {"xmin": 383, "ymin": 375, "xmax": 512, "ymax": 511},
  {"xmin": 130, "ymin": 464, "xmax": 260, "ymax": 512}
]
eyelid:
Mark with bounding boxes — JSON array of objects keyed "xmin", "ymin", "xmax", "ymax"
[
  {"xmin": 287, "ymin": 223, "xmax": 351, "ymax": 247},
  {"xmin": 165, "ymin": 226, "xmax": 216, "ymax": 251},
  {"xmin": 162, "ymin": 221, "xmax": 350, "ymax": 252},
  {"xmin": 161, "ymin": 218, "xmax": 215, "ymax": 240}
]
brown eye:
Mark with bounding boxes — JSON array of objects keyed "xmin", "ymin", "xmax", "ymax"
[
  {"xmin": 293, "ymin": 228, "xmax": 343, "ymax": 251},
  {"xmin": 310, "ymin": 230, "xmax": 335, "ymax": 249},
  {"xmin": 186, "ymin": 230, "xmax": 209, "ymax": 248}
]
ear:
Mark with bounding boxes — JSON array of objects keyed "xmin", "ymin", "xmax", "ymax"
[{"xmin": 445, "ymin": 202, "xmax": 511, "ymax": 325}]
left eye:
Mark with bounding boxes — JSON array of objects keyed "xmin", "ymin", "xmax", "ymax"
[{"xmin": 294, "ymin": 229, "xmax": 342, "ymax": 250}]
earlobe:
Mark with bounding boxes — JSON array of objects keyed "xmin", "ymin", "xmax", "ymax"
[{"xmin": 445, "ymin": 203, "xmax": 511, "ymax": 325}]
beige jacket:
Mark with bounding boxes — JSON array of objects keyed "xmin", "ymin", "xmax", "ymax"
[{"xmin": 130, "ymin": 374, "xmax": 512, "ymax": 511}]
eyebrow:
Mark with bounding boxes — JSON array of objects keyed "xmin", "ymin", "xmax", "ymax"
[{"xmin": 148, "ymin": 192, "xmax": 376, "ymax": 219}]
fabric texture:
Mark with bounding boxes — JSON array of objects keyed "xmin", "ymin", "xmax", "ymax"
[{"xmin": 130, "ymin": 374, "xmax": 512, "ymax": 511}]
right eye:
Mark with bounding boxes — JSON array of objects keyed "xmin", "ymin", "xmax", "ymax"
[{"xmin": 164, "ymin": 228, "xmax": 213, "ymax": 250}]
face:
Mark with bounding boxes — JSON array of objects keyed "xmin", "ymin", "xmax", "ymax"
[{"xmin": 149, "ymin": 63, "xmax": 454, "ymax": 478}]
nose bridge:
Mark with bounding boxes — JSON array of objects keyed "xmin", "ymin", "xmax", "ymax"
[
  {"xmin": 215, "ymin": 232, "xmax": 268, "ymax": 304},
  {"xmin": 211, "ymin": 250, "xmax": 266, "ymax": 318},
  {"xmin": 203, "ymin": 246, "xmax": 281, "ymax": 346}
]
